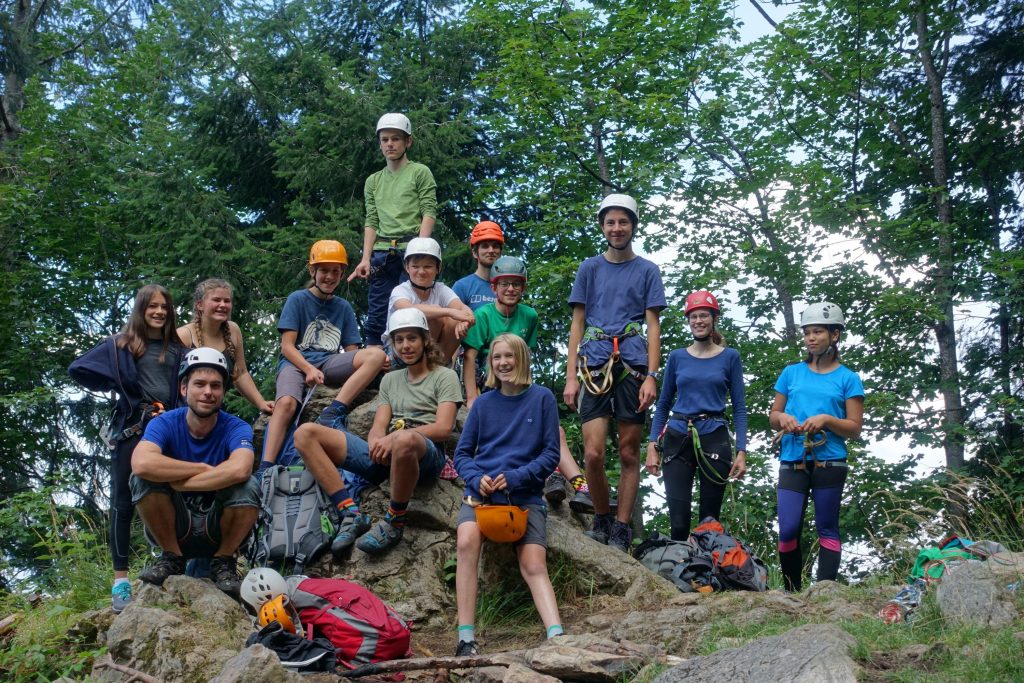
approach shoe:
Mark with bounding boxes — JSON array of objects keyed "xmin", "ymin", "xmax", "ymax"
[
  {"xmin": 355, "ymin": 520, "xmax": 404, "ymax": 556},
  {"xmin": 331, "ymin": 512, "xmax": 372, "ymax": 557},
  {"xmin": 455, "ymin": 640, "xmax": 480, "ymax": 657},
  {"xmin": 139, "ymin": 551, "xmax": 186, "ymax": 586},
  {"xmin": 111, "ymin": 581, "xmax": 132, "ymax": 613},
  {"xmin": 543, "ymin": 472, "xmax": 568, "ymax": 506},
  {"xmin": 608, "ymin": 520, "xmax": 634, "ymax": 553},
  {"xmin": 585, "ymin": 514, "xmax": 613, "ymax": 545},
  {"xmin": 568, "ymin": 488, "xmax": 595, "ymax": 514},
  {"xmin": 210, "ymin": 555, "xmax": 242, "ymax": 596}
]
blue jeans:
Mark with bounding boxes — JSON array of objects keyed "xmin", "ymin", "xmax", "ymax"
[
  {"xmin": 364, "ymin": 250, "xmax": 408, "ymax": 346},
  {"xmin": 340, "ymin": 431, "xmax": 446, "ymax": 486}
]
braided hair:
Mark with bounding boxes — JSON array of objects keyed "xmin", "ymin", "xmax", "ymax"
[{"xmin": 191, "ymin": 278, "xmax": 239, "ymax": 379}]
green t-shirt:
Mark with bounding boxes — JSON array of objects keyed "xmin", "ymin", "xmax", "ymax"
[
  {"xmin": 364, "ymin": 161, "xmax": 437, "ymax": 240},
  {"xmin": 379, "ymin": 365, "xmax": 463, "ymax": 426},
  {"xmin": 462, "ymin": 303, "xmax": 539, "ymax": 358}
]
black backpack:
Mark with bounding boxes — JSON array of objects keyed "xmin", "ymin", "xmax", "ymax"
[
  {"xmin": 248, "ymin": 465, "xmax": 340, "ymax": 573},
  {"xmin": 634, "ymin": 531, "xmax": 720, "ymax": 593}
]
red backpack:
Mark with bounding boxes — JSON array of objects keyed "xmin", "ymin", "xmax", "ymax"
[{"xmin": 289, "ymin": 578, "xmax": 412, "ymax": 668}]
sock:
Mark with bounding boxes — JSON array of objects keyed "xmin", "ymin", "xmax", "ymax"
[
  {"xmin": 385, "ymin": 500, "xmax": 409, "ymax": 529},
  {"xmin": 817, "ymin": 547, "xmax": 842, "ymax": 581},
  {"xmin": 457, "ymin": 625, "xmax": 475, "ymax": 644},
  {"xmin": 779, "ymin": 548, "xmax": 803, "ymax": 592},
  {"xmin": 329, "ymin": 488, "xmax": 359, "ymax": 515},
  {"xmin": 546, "ymin": 624, "xmax": 564, "ymax": 638},
  {"xmin": 113, "ymin": 577, "xmax": 129, "ymax": 589},
  {"xmin": 569, "ymin": 475, "xmax": 588, "ymax": 493}
]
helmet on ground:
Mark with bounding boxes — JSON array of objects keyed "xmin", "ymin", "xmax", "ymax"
[
  {"xmin": 240, "ymin": 568, "xmax": 288, "ymax": 610},
  {"xmin": 178, "ymin": 347, "xmax": 229, "ymax": 382},
  {"xmin": 801, "ymin": 302, "xmax": 846, "ymax": 329},
  {"xmin": 385, "ymin": 308, "xmax": 430, "ymax": 342},
  {"xmin": 258, "ymin": 594, "xmax": 297, "ymax": 634},
  {"xmin": 489, "ymin": 256, "xmax": 527, "ymax": 283},
  {"xmin": 597, "ymin": 194, "xmax": 639, "ymax": 225},
  {"xmin": 470, "ymin": 221, "xmax": 504, "ymax": 246},
  {"xmin": 475, "ymin": 504, "xmax": 529, "ymax": 543},
  {"xmin": 376, "ymin": 113, "xmax": 412, "ymax": 135},
  {"xmin": 309, "ymin": 240, "xmax": 348, "ymax": 266},
  {"xmin": 404, "ymin": 237, "xmax": 442, "ymax": 264},
  {"xmin": 684, "ymin": 291, "xmax": 721, "ymax": 316}
]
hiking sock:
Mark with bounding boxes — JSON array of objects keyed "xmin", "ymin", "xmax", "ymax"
[
  {"xmin": 779, "ymin": 548, "xmax": 803, "ymax": 592},
  {"xmin": 385, "ymin": 500, "xmax": 409, "ymax": 529},
  {"xmin": 816, "ymin": 547, "xmax": 841, "ymax": 581},
  {"xmin": 329, "ymin": 488, "xmax": 359, "ymax": 515},
  {"xmin": 546, "ymin": 624, "xmax": 564, "ymax": 639},
  {"xmin": 569, "ymin": 475, "xmax": 589, "ymax": 493},
  {"xmin": 457, "ymin": 625, "xmax": 476, "ymax": 644}
]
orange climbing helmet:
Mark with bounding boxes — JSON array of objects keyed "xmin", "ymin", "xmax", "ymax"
[
  {"xmin": 683, "ymin": 290, "xmax": 720, "ymax": 316},
  {"xmin": 475, "ymin": 503, "xmax": 529, "ymax": 543},
  {"xmin": 258, "ymin": 594, "xmax": 299, "ymax": 634},
  {"xmin": 309, "ymin": 240, "xmax": 348, "ymax": 266},
  {"xmin": 470, "ymin": 221, "xmax": 505, "ymax": 246}
]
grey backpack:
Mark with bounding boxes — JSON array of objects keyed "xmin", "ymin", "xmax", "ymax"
[
  {"xmin": 634, "ymin": 531, "xmax": 720, "ymax": 593},
  {"xmin": 249, "ymin": 465, "xmax": 339, "ymax": 573}
]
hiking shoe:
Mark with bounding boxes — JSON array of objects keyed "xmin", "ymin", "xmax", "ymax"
[
  {"xmin": 139, "ymin": 551, "xmax": 186, "ymax": 586},
  {"xmin": 331, "ymin": 512, "xmax": 372, "ymax": 557},
  {"xmin": 210, "ymin": 555, "xmax": 241, "ymax": 596},
  {"xmin": 543, "ymin": 472, "xmax": 568, "ymax": 506},
  {"xmin": 585, "ymin": 514, "xmax": 613, "ymax": 545},
  {"xmin": 316, "ymin": 405, "xmax": 348, "ymax": 431},
  {"xmin": 356, "ymin": 520, "xmax": 404, "ymax": 555},
  {"xmin": 111, "ymin": 581, "xmax": 132, "ymax": 613},
  {"xmin": 568, "ymin": 488, "xmax": 594, "ymax": 513},
  {"xmin": 608, "ymin": 520, "xmax": 633, "ymax": 553},
  {"xmin": 455, "ymin": 640, "xmax": 480, "ymax": 657}
]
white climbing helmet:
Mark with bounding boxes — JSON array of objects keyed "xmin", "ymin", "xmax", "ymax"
[
  {"xmin": 404, "ymin": 237, "xmax": 443, "ymax": 264},
  {"xmin": 597, "ymin": 193, "xmax": 639, "ymax": 225},
  {"xmin": 800, "ymin": 302, "xmax": 846, "ymax": 329},
  {"xmin": 376, "ymin": 113, "xmax": 412, "ymax": 135},
  {"xmin": 240, "ymin": 567, "xmax": 288, "ymax": 610},
  {"xmin": 385, "ymin": 308, "xmax": 430, "ymax": 342},
  {"xmin": 178, "ymin": 346, "xmax": 229, "ymax": 382}
]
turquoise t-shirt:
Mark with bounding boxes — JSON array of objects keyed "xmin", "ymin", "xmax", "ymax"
[{"xmin": 774, "ymin": 362, "xmax": 864, "ymax": 462}]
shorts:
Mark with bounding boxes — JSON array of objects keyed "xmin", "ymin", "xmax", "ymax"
[
  {"xmin": 338, "ymin": 430, "xmax": 447, "ymax": 486},
  {"xmin": 457, "ymin": 502, "xmax": 548, "ymax": 548},
  {"xmin": 275, "ymin": 352, "xmax": 357, "ymax": 402},
  {"xmin": 129, "ymin": 475, "xmax": 261, "ymax": 558},
  {"xmin": 578, "ymin": 361, "xmax": 646, "ymax": 425}
]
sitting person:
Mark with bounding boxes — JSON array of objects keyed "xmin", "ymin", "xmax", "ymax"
[
  {"xmin": 130, "ymin": 347, "xmax": 260, "ymax": 596},
  {"xmin": 453, "ymin": 334, "xmax": 564, "ymax": 656},
  {"xmin": 295, "ymin": 308, "xmax": 462, "ymax": 556}
]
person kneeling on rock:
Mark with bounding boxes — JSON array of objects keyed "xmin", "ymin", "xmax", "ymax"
[
  {"xmin": 453, "ymin": 333, "xmax": 564, "ymax": 656},
  {"xmin": 130, "ymin": 347, "xmax": 260, "ymax": 597},
  {"xmin": 295, "ymin": 308, "xmax": 462, "ymax": 557}
]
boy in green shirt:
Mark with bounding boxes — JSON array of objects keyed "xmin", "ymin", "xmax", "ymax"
[{"xmin": 348, "ymin": 113, "xmax": 437, "ymax": 346}]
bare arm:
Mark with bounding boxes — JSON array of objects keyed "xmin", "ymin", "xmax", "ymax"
[
  {"xmin": 280, "ymin": 329, "xmax": 322, "ymax": 386},
  {"xmin": 348, "ymin": 226, "xmax": 378, "ymax": 281},
  {"xmin": 172, "ymin": 448, "xmax": 255, "ymax": 492},
  {"xmin": 411, "ymin": 401, "xmax": 458, "ymax": 443},
  {"xmin": 637, "ymin": 308, "xmax": 661, "ymax": 411},
  {"xmin": 132, "ymin": 440, "xmax": 211, "ymax": 482},
  {"xmin": 563, "ymin": 305, "xmax": 586, "ymax": 410},
  {"xmin": 769, "ymin": 392, "xmax": 801, "ymax": 433},
  {"xmin": 393, "ymin": 298, "xmax": 474, "ymax": 323},
  {"xmin": 419, "ymin": 215, "xmax": 434, "ymax": 238},
  {"xmin": 804, "ymin": 396, "xmax": 864, "ymax": 440},
  {"xmin": 230, "ymin": 322, "xmax": 273, "ymax": 413},
  {"xmin": 463, "ymin": 347, "xmax": 480, "ymax": 407}
]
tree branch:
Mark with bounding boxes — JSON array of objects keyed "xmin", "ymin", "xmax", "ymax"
[{"xmin": 39, "ymin": 0, "xmax": 133, "ymax": 66}]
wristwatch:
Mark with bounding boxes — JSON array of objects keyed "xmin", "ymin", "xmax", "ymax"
[{"xmin": 647, "ymin": 371, "xmax": 660, "ymax": 381}]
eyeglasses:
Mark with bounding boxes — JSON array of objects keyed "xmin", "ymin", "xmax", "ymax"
[{"xmin": 495, "ymin": 281, "xmax": 524, "ymax": 290}]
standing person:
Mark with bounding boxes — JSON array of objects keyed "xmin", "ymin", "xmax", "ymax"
[
  {"xmin": 259, "ymin": 241, "xmax": 388, "ymax": 469},
  {"xmin": 564, "ymin": 194, "xmax": 666, "ymax": 553},
  {"xmin": 452, "ymin": 221, "xmax": 504, "ymax": 311},
  {"xmin": 348, "ymin": 113, "xmax": 437, "ymax": 346},
  {"xmin": 294, "ymin": 308, "xmax": 462, "ymax": 556},
  {"xmin": 130, "ymin": 347, "xmax": 260, "ymax": 597},
  {"xmin": 69, "ymin": 284, "xmax": 186, "ymax": 613},
  {"xmin": 769, "ymin": 302, "xmax": 864, "ymax": 591},
  {"xmin": 177, "ymin": 278, "xmax": 274, "ymax": 414},
  {"xmin": 645, "ymin": 291, "xmax": 748, "ymax": 541},
  {"xmin": 453, "ymin": 334, "xmax": 564, "ymax": 656}
]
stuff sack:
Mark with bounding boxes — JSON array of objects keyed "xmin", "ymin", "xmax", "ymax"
[
  {"xmin": 633, "ymin": 531, "xmax": 720, "ymax": 593},
  {"xmin": 690, "ymin": 517, "xmax": 768, "ymax": 592},
  {"xmin": 249, "ymin": 465, "xmax": 339, "ymax": 573},
  {"xmin": 290, "ymin": 577, "xmax": 412, "ymax": 668},
  {"xmin": 245, "ymin": 621, "xmax": 336, "ymax": 672}
]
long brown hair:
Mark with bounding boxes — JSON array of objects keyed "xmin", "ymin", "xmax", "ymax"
[
  {"xmin": 117, "ymin": 284, "xmax": 178, "ymax": 361},
  {"xmin": 190, "ymin": 278, "xmax": 238, "ymax": 377}
]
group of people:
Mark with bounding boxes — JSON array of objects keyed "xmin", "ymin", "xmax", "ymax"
[{"xmin": 69, "ymin": 112, "xmax": 864, "ymax": 657}]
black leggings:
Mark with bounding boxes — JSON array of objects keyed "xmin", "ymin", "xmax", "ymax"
[
  {"xmin": 110, "ymin": 434, "xmax": 139, "ymax": 571},
  {"xmin": 661, "ymin": 425, "xmax": 732, "ymax": 540}
]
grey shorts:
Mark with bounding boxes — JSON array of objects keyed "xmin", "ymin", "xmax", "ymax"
[
  {"xmin": 275, "ymin": 352, "xmax": 357, "ymax": 402},
  {"xmin": 129, "ymin": 474, "xmax": 260, "ymax": 558},
  {"xmin": 457, "ymin": 502, "xmax": 548, "ymax": 548}
]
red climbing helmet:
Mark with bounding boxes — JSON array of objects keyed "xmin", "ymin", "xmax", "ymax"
[{"xmin": 683, "ymin": 290, "xmax": 720, "ymax": 316}]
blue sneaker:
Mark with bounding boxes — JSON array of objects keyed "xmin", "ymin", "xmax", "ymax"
[
  {"xmin": 356, "ymin": 520, "xmax": 404, "ymax": 555},
  {"xmin": 330, "ymin": 411, "xmax": 349, "ymax": 432},
  {"xmin": 111, "ymin": 580, "xmax": 132, "ymax": 613}
]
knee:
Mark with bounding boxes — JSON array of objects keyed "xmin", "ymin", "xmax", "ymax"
[
  {"xmin": 273, "ymin": 395, "xmax": 298, "ymax": 418},
  {"xmin": 619, "ymin": 448, "xmax": 640, "ymax": 469},
  {"xmin": 519, "ymin": 556, "xmax": 548, "ymax": 580},
  {"xmin": 358, "ymin": 346, "xmax": 387, "ymax": 369},
  {"xmin": 294, "ymin": 423, "xmax": 317, "ymax": 450},
  {"xmin": 391, "ymin": 432, "xmax": 422, "ymax": 463},
  {"xmin": 583, "ymin": 449, "xmax": 604, "ymax": 468},
  {"xmin": 456, "ymin": 527, "xmax": 482, "ymax": 557}
]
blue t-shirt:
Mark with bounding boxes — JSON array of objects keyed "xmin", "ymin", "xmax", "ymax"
[
  {"xmin": 452, "ymin": 274, "xmax": 496, "ymax": 311},
  {"xmin": 277, "ymin": 289, "xmax": 361, "ymax": 370},
  {"xmin": 649, "ymin": 347, "xmax": 749, "ymax": 451},
  {"xmin": 453, "ymin": 384, "xmax": 561, "ymax": 506},
  {"xmin": 142, "ymin": 407, "xmax": 254, "ymax": 467},
  {"xmin": 568, "ymin": 254, "xmax": 666, "ymax": 367},
  {"xmin": 774, "ymin": 362, "xmax": 864, "ymax": 462}
]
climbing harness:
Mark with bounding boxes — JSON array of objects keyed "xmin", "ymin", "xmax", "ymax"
[
  {"xmin": 108, "ymin": 401, "xmax": 166, "ymax": 445},
  {"xmin": 577, "ymin": 322, "xmax": 646, "ymax": 395},
  {"xmin": 368, "ymin": 236, "xmax": 416, "ymax": 279},
  {"xmin": 655, "ymin": 413, "xmax": 731, "ymax": 486},
  {"xmin": 776, "ymin": 432, "xmax": 846, "ymax": 471}
]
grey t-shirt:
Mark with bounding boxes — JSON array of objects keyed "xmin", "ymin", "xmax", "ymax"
[{"xmin": 137, "ymin": 340, "xmax": 177, "ymax": 406}]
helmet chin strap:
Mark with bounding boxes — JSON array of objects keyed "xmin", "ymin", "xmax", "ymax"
[
  {"xmin": 312, "ymin": 268, "xmax": 335, "ymax": 297},
  {"xmin": 693, "ymin": 333, "xmax": 712, "ymax": 343},
  {"xmin": 410, "ymin": 281, "xmax": 435, "ymax": 292}
]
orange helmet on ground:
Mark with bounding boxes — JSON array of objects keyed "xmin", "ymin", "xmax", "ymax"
[
  {"xmin": 309, "ymin": 240, "xmax": 348, "ymax": 266},
  {"xmin": 258, "ymin": 594, "xmax": 298, "ymax": 634},
  {"xmin": 470, "ymin": 221, "xmax": 505, "ymax": 246},
  {"xmin": 683, "ymin": 290, "xmax": 720, "ymax": 316},
  {"xmin": 475, "ymin": 504, "xmax": 529, "ymax": 543}
]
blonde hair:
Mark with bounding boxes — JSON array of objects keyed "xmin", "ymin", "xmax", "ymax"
[
  {"xmin": 190, "ymin": 278, "xmax": 239, "ymax": 378},
  {"xmin": 484, "ymin": 334, "xmax": 533, "ymax": 389}
]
